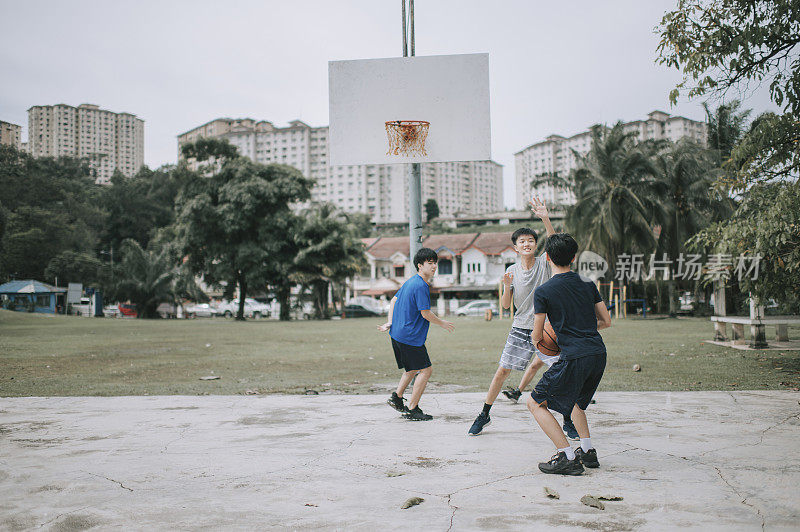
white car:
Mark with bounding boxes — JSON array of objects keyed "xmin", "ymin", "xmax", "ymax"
[
  {"xmin": 217, "ymin": 298, "xmax": 270, "ymax": 319},
  {"xmin": 455, "ymin": 300, "xmax": 498, "ymax": 317},
  {"xmin": 184, "ymin": 303, "xmax": 218, "ymax": 318}
]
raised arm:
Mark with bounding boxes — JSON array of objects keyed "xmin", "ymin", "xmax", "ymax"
[
  {"xmin": 530, "ymin": 195, "xmax": 555, "ymax": 237},
  {"xmin": 377, "ymin": 296, "xmax": 397, "ymax": 332},
  {"xmin": 420, "ymin": 309, "xmax": 455, "ymax": 332}
]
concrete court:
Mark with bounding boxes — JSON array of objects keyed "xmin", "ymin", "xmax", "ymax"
[{"xmin": 1, "ymin": 391, "xmax": 798, "ymax": 531}]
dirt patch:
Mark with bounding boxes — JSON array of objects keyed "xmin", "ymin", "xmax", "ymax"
[
  {"xmin": 404, "ymin": 456, "xmax": 443, "ymax": 468},
  {"xmin": 161, "ymin": 406, "xmax": 200, "ymax": 410},
  {"xmin": 235, "ymin": 410, "xmax": 306, "ymax": 425},
  {"xmin": 10, "ymin": 437, "xmax": 67, "ymax": 447},
  {"xmin": 51, "ymin": 514, "xmax": 102, "ymax": 532},
  {"xmin": 2, "ymin": 514, "xmax": 37, "ymax": 531}
]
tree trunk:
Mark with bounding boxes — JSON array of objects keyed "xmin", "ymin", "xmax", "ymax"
[
  {"xmin": 667, "ymin": 279, "xmax": 677, "ymax": 317},
  {"xmin": 236, "ymin": 273, "xmax": 247, "ymax": 321},
  {"xmin": 313, "ymin": 281, "xmax": 328, "ymax": 319},
  {"xmin": 277, "ymin": 284, "xmax": 291, "ymax": 321}
]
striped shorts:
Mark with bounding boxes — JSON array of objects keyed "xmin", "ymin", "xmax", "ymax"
[{"xmin": 499, "ymin": 327, "xmax": 560, "ymax": 371}]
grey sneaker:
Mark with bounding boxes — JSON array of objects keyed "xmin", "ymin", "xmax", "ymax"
[
  {"xmin": 502, "ymin": 388, "xmax": 522, "ymax": 403},
  {"xmin": 468, "ymin": 412, "xmax": 491, "ymax": 436},
  {"xmin": 563, "ymin": 417, "xmax": 579, "ymax": 440},
  {"xmin": 403, "ymin": 406, "xmax": 433, "ymax": 421},
  {"xmin": 538, "ymin": 451, "xmax": 584, "ymax": 476},
  {"xmin": 575, "ymin": 447, "xmax": 599, "ymax": 468},
  {"xmin": 387, "ymin": 392, "xmax": 408, "ymax": 413}
]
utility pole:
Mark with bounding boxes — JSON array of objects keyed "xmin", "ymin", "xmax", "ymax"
[{"xmin": 403, "ymin": 0, "xmax": 423, "ymax": 262}]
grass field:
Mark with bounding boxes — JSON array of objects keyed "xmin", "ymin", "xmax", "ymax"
[{"xmin": 1, "ymin": 309, "xmax": 798, "ymax": 397}]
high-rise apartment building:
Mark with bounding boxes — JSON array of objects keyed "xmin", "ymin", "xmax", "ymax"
[
  {"xmin": 0, "ymin": 120, "xmax": 22, "ymax": 150},
  {"xmin": 177, "ymin": 118, "xmax": 503, "ymax": 223},
  {"xmin": 27, "ymin": 103, "xmax": 144, "ymax": 184},
  {"xmin": 514, "ymin": 110, "xmax": 708, "ymax": 209}
]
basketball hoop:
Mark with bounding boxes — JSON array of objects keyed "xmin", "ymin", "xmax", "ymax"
[{"xmin": 385, "ymin": 120, "xmax": 429, "ymax": 156}]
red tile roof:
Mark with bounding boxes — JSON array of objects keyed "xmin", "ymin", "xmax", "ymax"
[
  {"xmin": 467, "ymin": 232, "xmax": 515, "ymax": 255},
  {"xmin": 364, "ymin": 236, "xmax": 410, "ymax": 259},
  {"xmin": 421, "ymin": 233, "xmax": 479, "ymax": 257}
]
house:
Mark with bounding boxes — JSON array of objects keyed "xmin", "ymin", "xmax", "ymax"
[
  {"xmin": 354, "ymin": 231, "xmax": 520, "ymax": 312},
  {"xmin": 0, "ymin": 280, "xmax": 67, "ymax": 314}
]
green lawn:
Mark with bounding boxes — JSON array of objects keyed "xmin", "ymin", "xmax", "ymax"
[{"xmin": 1, "ymin": 309, "xmax": 798, "ymax": 396}]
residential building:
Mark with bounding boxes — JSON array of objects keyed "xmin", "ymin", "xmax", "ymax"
[
  {"xmin": 0, "ymin": 120, "xmax": 22, "ymax": 150},
  {"xmin": 355, "ymin": 231, "xmax": 519, "ymax": 315},
  {"xmin": 27, "ymin": 103, "xmax": 144, "ymax": 184},
  {"xmin": 515, "ymin": 110, "xmax": 708, "ymax": 209},
  {"xmin": 177, "ymin": 118, "xmax": 504, "ymax": 222}
]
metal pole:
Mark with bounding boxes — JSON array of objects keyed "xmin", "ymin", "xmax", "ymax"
[
  {"xmin": 407, "ymin": 0, "xmax": 423, "ymax": 261},
  {"xmin": 402, "ymin": 0, "xmax": 408, "ymax": 57}
]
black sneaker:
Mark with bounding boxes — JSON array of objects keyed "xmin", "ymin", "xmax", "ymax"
[
  {"xmin": 538, "ymin": 451, "xmax": 584, "ymax": 476},
  {"xmin": 387, "ymin": 392, "xmax": 408, "ymax": 413},
  {"xmin": 563, "ymin": 417, "xmax": 579, "ymax": 440},
  {"xmin": 403, "ymin": 406, "xmax": 433, "ymax": 421},
  {"xmin": 468, "ymin": 412, "xmax": 491, "ymax": 436},
  {"xmin": 502, "ymin": 388, "xmax": 522, "ymax": 403},
  {"xmin": 575, "ymin": 447, "xmax": 599, "ymax": 468}
]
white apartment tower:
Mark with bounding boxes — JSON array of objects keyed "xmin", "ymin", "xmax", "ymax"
[
  {"xmin": 0, "ymin": 121, "xmax": 22, "ymax": 150},
  {"xmin": 514, "ymin": 110, "xmax": 708, "ymax": 209},
  {"xmin": 27, "ymin": 103, "xmax": 144, "ymax": 184},
  {"xmin": 177, "ymin": 119, "xmax": 503, "ymax": 223}
]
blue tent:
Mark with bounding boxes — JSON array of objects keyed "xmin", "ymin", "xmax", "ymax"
[{"xmin": 0, "ymin": 280, "xmax": 67, "ymax": 314}]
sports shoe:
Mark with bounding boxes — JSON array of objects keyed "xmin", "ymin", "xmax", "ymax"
[
  {"xmin": 403, "ymin": 406, "xmax": 433, "ymax": 421},
  {"xmin": 387, "ymin": 392, "xmax": 408, "ymax": 413},
  {"xmin": 538, "ymin": 451, "xmax": 584, "ymax": 476},
  {"xmin": 563, "ymin": 417, "xmax": 579, "ymax": 440},
  {"xmin": 502, "ymin": 388, "xmax": 522, "ymax": 403},
  {"xmin": 468, "ymin": 412, "xmax": 491, "ymax": 436},
  {"xmin": 575, "ymin": 447, "xmax": 599, "ymax": 468}
]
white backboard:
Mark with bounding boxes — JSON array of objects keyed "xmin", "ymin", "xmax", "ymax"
[{"xmin": 329, "ymin": 53, "xmax": 491, "ymax": 166}]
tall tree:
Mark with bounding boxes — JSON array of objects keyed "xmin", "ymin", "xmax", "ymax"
[
  {"xmin": 653, "ymin": 139, "xmax": 734, "ymax": 313},
  {"xmin": 114, "ymin": 239, "xmax": 177, "ymax": 319},
  {"xmin": 174, "ymin": 145, "xmax": 313, "ymax": 320},
  {"xmin": 657, "ymin": 0, "xmax": 800, "ymax": 189},
  {"xmin": 292, "ymin": 203, "xmax": 365, "ymax": 319},
  {"xmin": 566, "ymin": 123, "xmax": 666, "ymax": 269},
  {"xmin": 424, "ymin": 199, "xmax": 440, "ymax": 223}
]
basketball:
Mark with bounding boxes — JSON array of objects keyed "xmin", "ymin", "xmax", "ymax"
[{"xmin": 537, "ymin": 321, "xmax": 560, "ymax": 357}]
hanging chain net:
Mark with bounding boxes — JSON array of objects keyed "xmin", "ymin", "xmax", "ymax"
[{"xmin": 385, "ymin": 120, "xmax": 429, "ymax": 156}]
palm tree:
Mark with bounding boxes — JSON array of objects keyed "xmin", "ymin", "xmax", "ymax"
[
  {"xmin": 653, "ymin": 139, "xmax": 735, "ymax": 314},
  {"xmin": 292, "ymin": 203, "xmax": 365, "ymax": 319},
  {"xmin": 567, "ymin": 123, "xmax": 666, "ymax": 269},
  {"xmin": 703, "ymin": 99, "xmax": 751, "ymax": 162},
  {"xmin": 114, "ymin": 239, "xmax": 177, "ymax": 319}
]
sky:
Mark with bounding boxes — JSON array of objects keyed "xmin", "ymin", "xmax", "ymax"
[{"xmin": 0, "ymin": 0, "xmax": 779, "ymax": 208}]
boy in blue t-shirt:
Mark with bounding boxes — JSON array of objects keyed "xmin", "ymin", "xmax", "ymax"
[
  {"xmin": 378, "ymin": 247, "xmax": 455, "ymax": 421},
  {"xmin": 527, "ymin": 233, "xmax": 612, "ymax": 475}
]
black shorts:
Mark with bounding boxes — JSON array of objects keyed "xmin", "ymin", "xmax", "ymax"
[
  {"xmin": 530, "ymin": 352, "xmax": 606, "ymax": 418},
  {"xmin": 392, "ymin": 338, "xmax": 432, "ymax": 371}
]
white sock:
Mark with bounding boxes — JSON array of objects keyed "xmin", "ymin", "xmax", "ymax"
[
  {"xmin": 580, "ymin": 438, "xmax": 592, "ymax": 452},
  {"xmin": 558, "ymin": 446, "xmax": 575, "ymax": 460}
]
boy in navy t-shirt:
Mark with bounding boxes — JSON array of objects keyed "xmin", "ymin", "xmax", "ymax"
[
  {"xmin": 527, "ymin": 233, "xmax": 612, "ymax": 475},
  {"xmin": 378, "ymin": 247, "xmax": 455, "ymax": 421}
]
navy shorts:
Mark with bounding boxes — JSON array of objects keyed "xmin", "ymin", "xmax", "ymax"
[
  {"xmin": 392, "ymin": 338, "xmax": 432, "ymax": 371},
  {"xmin": 530, "ymin": 352, "xmax": 606, "ymax": 418}
]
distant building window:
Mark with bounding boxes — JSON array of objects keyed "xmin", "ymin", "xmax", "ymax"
[
  {"xmin": 439, "ymin": 259, "xmax": 453, "ymax": 275},
  {"xmin": 394, "ymin": 266, "xmax": 404, "ymax": 277}
]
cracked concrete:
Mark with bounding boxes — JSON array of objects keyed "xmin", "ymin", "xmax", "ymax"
[{"xmin": 1, "ymin": 391, "xmax": 798, "ymax": 530}]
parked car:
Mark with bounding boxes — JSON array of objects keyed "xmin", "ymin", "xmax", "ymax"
[
  {"xmin": 70, "ymin": 297, "xmax": 92, "ymax": 317},
  {"xmin": 455, "ymin": 300, "xmax": 498, "ymax": 317},
  {"xmin": 118, "ymin": 303, "xmax": 138, "ymax": 318},
  {"xmin": 346, "ymin": 296, "xmax": 388, "ymax": 315},
  {"xmin": 184, "ymin": 303, "xmax": 218, "ymax": 318},
  {"xmin": 103, "ymin": 304, "xmax": 120, "ymax": 318},
  {"xmin": 217, "ymin": 298, "xmax": 270, "ymax": 319},
  {"xmin": 342, "ymin": 303, "xmax": 382, "ymax": 318}
]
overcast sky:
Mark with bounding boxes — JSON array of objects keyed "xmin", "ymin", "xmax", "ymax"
[{"xmin": 0, "ymin": 0, "xmax": 778, "ymax": 208}]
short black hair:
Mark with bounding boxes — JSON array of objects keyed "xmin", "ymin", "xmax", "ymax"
[
  {"xmin": 511, "ymin": 227, "xmax": 538, "ymax": 245},
  {"xmin": 413, "ymin": 247, "xmax": 438, "ymax": 270},
  {"xmin": 544, "ymin": 233, "xmax": 578, "ymax": 266}
]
